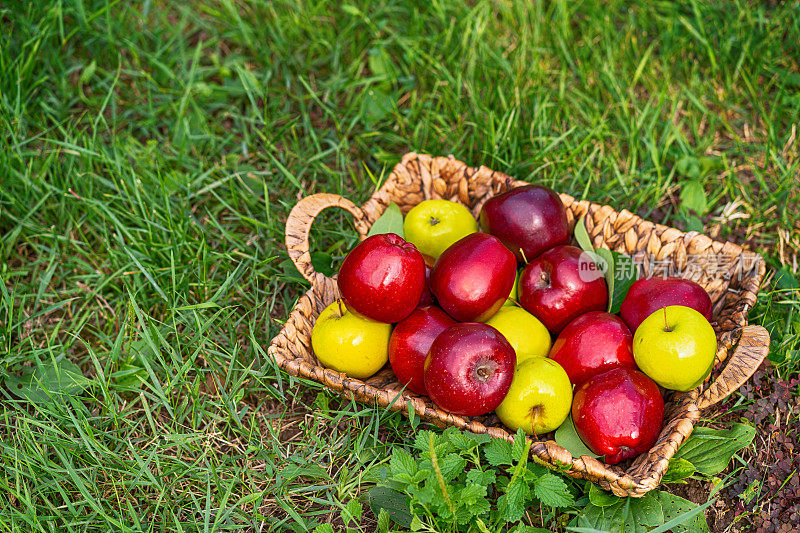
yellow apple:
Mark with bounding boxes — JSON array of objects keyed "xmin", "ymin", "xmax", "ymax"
[
  {"xmin": 495, "ymin": 357, "xmax": 573, "ymax": 435},
  {"xmin": 403, "ymin": 199, "xmax": 478, "ymax": 259},
  {"xmin": 633, "ymin": 305, "xmax": 717, "ymax": 391},
  {"xmin": 485, "ymin": 306, "xmax": 551, "ymax": 364},
  {"xmin": 311, "ymin": 300, "xmax": 391, "ymax": 379}
]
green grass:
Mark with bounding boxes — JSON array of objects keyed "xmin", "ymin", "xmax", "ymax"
[{"xmin": 1, "ymin": 0, "xmax": 799, "ymax": 530}]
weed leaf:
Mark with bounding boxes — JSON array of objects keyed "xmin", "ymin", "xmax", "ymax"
[
  {"xmin": 673, "ymin": 423, "xmax": 756, "ymax": 476},
  {"xmin": 653, "ymin": 492, "xmax": 712, "ymax": 533},
  {"xmin": 368, "ymin": 486, "xmax": 413, "ymax": 528},
  {"xmin": 662, "ymin": 458, "xmax": 696, "ymax": 484},
  {"xmin": 588, "ymin": 482, "xmax": 620, "ymax": 507},
  {"xmin": 5, "ymin": 356, "xmax": 91, "ymax": 404},
  {"xmin": 484, "ymin": 438, "xmax": 514, "ymax": 466},
  {"xmin": 389, "ymin": 448, "xmax": 418, "ymax": 479},
  {"xmin": 679, "ymin": 180, "xmax": 708, "ymax": 215},
  {"xmin": 533, "ymin": 473, "xmax": 575, "ymax": 507}
]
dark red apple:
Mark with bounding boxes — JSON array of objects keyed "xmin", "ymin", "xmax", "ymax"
[
  {"xmin": 337, "ymin": 233, "xmax": 425, "ymax": 323},
  {"xmin": 549, "ymin": 311, "xmax": 637, "ymax": 386},
  {"xmin": 572, "ymin": 367, "xmax": 664, "ymax": 465},
  {"xmin": 388, "ymin": 306, "xmax": 455, "ymax": 395},
  {"xmin": 418, "ymin": 262, "xmax": 435, "ymax": 306},
  {"xmin": 424, "ymin": 322, "xmax": 516, "ymax": 417},
  {"xmin": 479, "ymin": 184, "xmax": 569, "ymax": 262},
  {"xmin": 519, "ymin": 245, "xmax": 608, "ymax": 333},
  {"xmin": 619, "ymin": 277, "xmax": 713, "ymax": 333},
  {"xmin": 430, "ymin": 233, "xmax": 516, "ymax": 322}
]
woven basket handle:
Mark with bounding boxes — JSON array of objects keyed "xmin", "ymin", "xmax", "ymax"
[
  {"xmin": 698, "ymin": 325, "xmax": 770, "ymax": 410},
  {"xmin": 285, "ymin": 193, "xmax": 370, "ymax": 287}
]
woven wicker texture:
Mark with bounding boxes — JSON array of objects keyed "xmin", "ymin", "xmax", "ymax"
[{"xmin": 269, "ymin": 152, "xmax": 770, "ymax": 496}]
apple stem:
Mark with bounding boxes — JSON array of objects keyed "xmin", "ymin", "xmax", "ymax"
[
  {"xmin": 520, "ymin": 248, "xmax": 529, "ymax": 264},
  {"xmin": 663, "ymin": 307, "xmax": 673, "ymax": 332},
  {"xmin": 337, "ymin": 299, "xmax": 345, "ymax": 317}
]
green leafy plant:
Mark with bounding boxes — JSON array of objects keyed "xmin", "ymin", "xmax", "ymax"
[
  {"xmin": 369, "ymin": 414, "xmax": 756, "ymax": 531},
  {"xmin": 4, "ymin": 354, "xmax": 92, "ymax": 405},
  {"xmin": 672, "ymin": 156, "xmax": 720, "ymax": 233},
  {"xmin": 672, "ymin": 423, "xmax": 756, "ymax": 477},
  {"xmin": 569, "ymin": 484, "xmax": 712, "ymax": 533},
  {"xmin": 370, "ymin": 427, "xmax": 576, "ymax": 531}
]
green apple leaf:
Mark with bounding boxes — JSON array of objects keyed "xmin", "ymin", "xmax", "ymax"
[
  {"xmin": 573, "ymin": 216, "xmax": 594, "ymax": 253},
  {"xmin": 554, "ymin": 415, "xmax": 599, "ymax": 459},
  {"xmin": 366, "ymin": 202, "xmax": 404, "ymax": 239},
  {"xmin": 310, "ymin": 251, "xmax": 337, "ymax": 277},
  {"xmin": 574, "ymin": 214, "xmax": 638, "ymax": 313},
  {"xmin": 608, "ymin": 251, "xmax": 638, "ymax": 314},
  {"xmin": 594, "ymin": 247, "xmax": 615, "ymax": 292},
  {"xmin": 672, "ymin": 423, "xmax": 756, "ymax": 476}
]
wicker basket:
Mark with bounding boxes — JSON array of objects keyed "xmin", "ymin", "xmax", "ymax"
[{"xmin": 268, "ymin": 152, "xmax": 770, "ymax": 497}]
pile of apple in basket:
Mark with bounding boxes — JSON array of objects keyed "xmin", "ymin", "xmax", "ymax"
[{"xmin": 312, "ymin": 185, "xmax": 716, "ymax": 464}]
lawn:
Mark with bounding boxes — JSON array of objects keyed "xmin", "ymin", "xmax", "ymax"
[{"xmin": 1, "ymin": 0, "xmax": 799, "ymax": 531}]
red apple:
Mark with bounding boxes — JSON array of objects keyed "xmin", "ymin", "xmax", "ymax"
[
  {"xmin": 619, "ymin": 277, "xmax": 713, "ymax": 333},
  {"xmin": 479, "ymin": 184, "xmax": 569, "ymax": 262},
  {"xmin": 424, "ymin": 322, "xmax": 516, "ymax": 417},
  {"xmin": 549, "ymin": 311, "xmax": 637, "ymax": 386},
  {"xmin": 337, "ymin": 233, "xmax": 425, "ymax": 323},
  {"xmin": 430, "ymin": 233, "xmax": 516, "ymax": 322},
  {"xmin": 572, "ymin": 368, "xmax": 664, "ymax": 465},
  {"xmin": 418, "ymin": 262, "xmax": 435, "ymax": 306},
  {"xmin": 519, "ymin": 245, "xmax": 608, "ymax": 333},
  {"xmin": 388, "ymin": 306, "xmax": 455, "ymax": 395}
]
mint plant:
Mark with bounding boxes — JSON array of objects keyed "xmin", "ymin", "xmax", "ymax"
[
  {"xmin": 369, "ymin": 418, "xmax": 757, "ymax": 532},
  {"xmin": 370, "ymin": 427, "xmax": 575, "ymax": 531}
]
